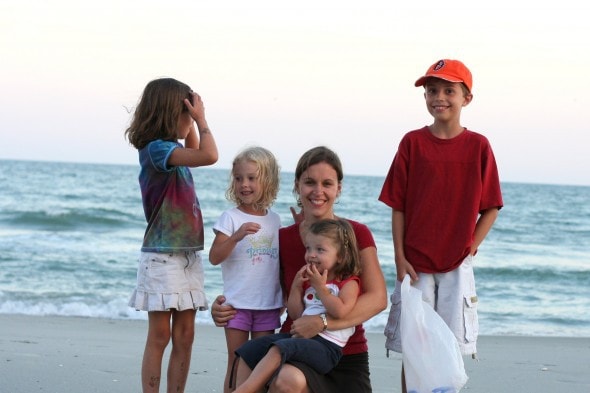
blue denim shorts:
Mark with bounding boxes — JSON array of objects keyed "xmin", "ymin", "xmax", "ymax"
[{"xmin": 236, "ymin": 333, "xmax": 342, "ymax": 375}]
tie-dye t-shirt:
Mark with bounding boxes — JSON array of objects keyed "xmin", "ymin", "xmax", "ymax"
[{"xmin": 138, "ymin": 139, "xmax": 204, "ymax": 252}]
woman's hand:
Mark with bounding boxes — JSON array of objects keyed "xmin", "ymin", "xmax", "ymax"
[
  {"xmin": 289, "ymin": 206, "xmax": 304, "ymax": 225},
  {"xmin": 289, "ymin": 314, "xmax": 324, "ymax": 338},
  {"xmin": 210, "ymin": 295, "xmax": 237, "ymax": 327}
]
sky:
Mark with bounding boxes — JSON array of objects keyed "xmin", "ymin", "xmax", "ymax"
[{"xmin": 1, "ymin": 1, "xmax": 589, "ymax": 187}]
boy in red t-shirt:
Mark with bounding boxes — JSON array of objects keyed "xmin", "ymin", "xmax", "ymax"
[{"xmin": 378, "ymin": 59, "xmax": 503, "ymax": 392}]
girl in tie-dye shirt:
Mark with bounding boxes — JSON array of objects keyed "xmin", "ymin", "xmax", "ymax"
[{"xmin": 125, "ymin": 78, "xmax": 218, "ymax": 393}]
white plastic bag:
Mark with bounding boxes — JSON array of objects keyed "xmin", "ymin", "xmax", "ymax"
[{"xmin": 400, "ymin": 275, "xmax": 468, "ymax": 393}]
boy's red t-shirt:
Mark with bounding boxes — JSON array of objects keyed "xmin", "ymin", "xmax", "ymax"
[{"xmin": 379, "ymin": 127, "xmax": 503, "ymax": 273}]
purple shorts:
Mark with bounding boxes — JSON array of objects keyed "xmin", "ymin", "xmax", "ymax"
[{"xmin": 226, "ymin": 308, "xmax": 282, "ymax": 332}]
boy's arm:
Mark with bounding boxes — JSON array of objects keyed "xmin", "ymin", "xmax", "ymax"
[
  {"xmin": 393, "ymin": 210, "xmax": 418, "ymax": 282},
  {"xmin": 470, "ymin": 208, "xmax": 500, "ymax": 255}
]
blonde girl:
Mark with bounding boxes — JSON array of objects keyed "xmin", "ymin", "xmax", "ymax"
[{"xmin": 209, "ymin": 146, "xmax": 282, "ymax": 393}]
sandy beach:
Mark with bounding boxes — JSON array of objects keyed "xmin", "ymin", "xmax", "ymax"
[{"xmin": 1, "ymin": 314, "xmax": 588, "ymax": 393}]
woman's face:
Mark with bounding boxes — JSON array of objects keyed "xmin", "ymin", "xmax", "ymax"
[{"xmin": 295, "ymin": 162, "xmax": 341, "ymax": 220}]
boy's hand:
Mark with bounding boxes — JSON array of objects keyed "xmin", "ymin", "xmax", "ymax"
[{"xmin": 396, "ymin": 258, "xmax": 418, "ymax": 283}]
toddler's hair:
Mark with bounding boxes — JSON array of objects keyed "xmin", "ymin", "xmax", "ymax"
[
  {"xmin": 226, "ymin": 146, "xmax": 280, "ymax": 211},
  {"xmin": 125, "ymin": 78, "xmax": 192, "ymax": 150},
  {"xmin": 308, "ymin": 219, "xmax": 361, "ymax": 280}
]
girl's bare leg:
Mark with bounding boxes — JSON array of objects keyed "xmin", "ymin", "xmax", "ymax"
[
  {"xmin": 234, "ymin": 358, "xmax": 253, "ymax": 390},
  {"xmin": 142, "ymin": 311, "xmax": 173, "ymax": 393},
  {"xmin": 224, "ymin": 328, "xmax": 250, "ymax": 393},
  {"xmin": 166, "ymin": 309, "xmax": 196, "ymax": 393},
  {"xmin": 234, "ymin": 346, "xmax": 281, "ymax": 393},
  {"xmin": 226, "ymin": 329, "xmax": 274, "ymax": 392}
]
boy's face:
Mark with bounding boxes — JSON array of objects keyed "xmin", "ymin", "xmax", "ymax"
[{"xmin": 423, "ymin": 78, "xmax": 473, "ymax": 122}]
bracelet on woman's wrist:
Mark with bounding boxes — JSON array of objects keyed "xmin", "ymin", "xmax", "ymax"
[{"xmin": 319, "ymin": 313, "xmax": 328, "ymax": 331}]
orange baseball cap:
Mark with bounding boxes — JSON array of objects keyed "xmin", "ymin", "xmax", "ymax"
[{"xmin": 414, "ymin": 59, "xmax": 473, "ymax": 92}]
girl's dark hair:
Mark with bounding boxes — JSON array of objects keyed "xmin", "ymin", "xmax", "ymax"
[
  {"xmin": 308, "ymin": 218, "xmax": 361, "ymax": 280},
  {"xmin": 292, "ymin": 146, "xmax": 343, "ymax": 205},
  {"xmin": 124, "ymin": 78, "xmax": 192, "ymax": 150}
]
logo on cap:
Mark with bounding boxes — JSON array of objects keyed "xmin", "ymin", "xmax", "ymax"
[{"xmin": 433, "ymin": 60, "xmax": 445, "ymax": 72}]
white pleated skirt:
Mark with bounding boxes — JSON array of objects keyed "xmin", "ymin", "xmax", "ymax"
[{"xmin": 128, "ymin": 251, "xmax": 208, "ymax": 312}]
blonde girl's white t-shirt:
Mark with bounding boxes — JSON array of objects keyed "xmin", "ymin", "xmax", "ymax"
[{"xmin": 212, "ymin": 207, "xmax": 283, "ymax": 310}]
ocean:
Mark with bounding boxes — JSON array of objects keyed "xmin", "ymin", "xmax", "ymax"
[{"xmin": 1, "ymin": 159, "xmax": 589, "ymax": 338}]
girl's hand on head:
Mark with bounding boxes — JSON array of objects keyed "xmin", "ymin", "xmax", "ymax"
[{"xmin": 184, "ymin": 92, "xmax": 205, "ymax": 122}]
